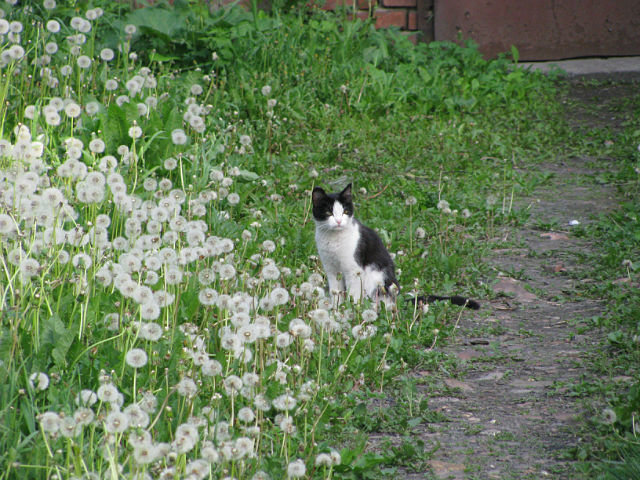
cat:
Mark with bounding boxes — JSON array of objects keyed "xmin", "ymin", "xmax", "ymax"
[{"xmin": 311, "ymin": 183, "xmax": 479, "ymax": 310}]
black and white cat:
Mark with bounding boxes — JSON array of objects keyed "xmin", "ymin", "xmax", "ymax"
[{"xmin": 311, "ymin": 183, "xmax": 479, "ymax": 310}]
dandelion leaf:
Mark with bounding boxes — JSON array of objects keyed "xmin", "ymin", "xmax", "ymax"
[
  {"xmin": 40, "ymin": 316, "xmax": 75, "ymax": 368},
  {"xmin": 0, "ymin": 326, "xmax": 11, "ymax": 364},
  {"xmin": 125, "ymin": 8, "xmax": 186, "ymax": 41},
  {"xmin": 100, "ymin": 103, "xmax": 130, "ymax": 150},
  {"xmin": 237, "ymin": 169, "xmax": 259, "ymax": 182}
]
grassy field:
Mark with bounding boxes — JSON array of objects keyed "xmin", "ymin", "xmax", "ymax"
[{"xmin": 0, "ymin": 1, "xmax": 638, "ymax": 478}]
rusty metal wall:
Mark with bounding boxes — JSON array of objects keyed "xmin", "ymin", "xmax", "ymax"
[{"xmin": 433, "ymin": 0, "xmax": 640, "ymax": 60}]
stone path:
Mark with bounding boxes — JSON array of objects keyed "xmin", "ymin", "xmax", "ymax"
[{"xmin": 409, "ymin": 79, "xmax": 633, "ymax": 479}]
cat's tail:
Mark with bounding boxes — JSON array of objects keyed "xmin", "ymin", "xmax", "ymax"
[{"xmin": 411, "ymin": 295, "xmax": 480, "ymax": 310}]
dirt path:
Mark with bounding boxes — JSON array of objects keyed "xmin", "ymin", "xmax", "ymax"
[{"xmin": 414, "ymin": 80, "xmax": 633, "ymax": 479}]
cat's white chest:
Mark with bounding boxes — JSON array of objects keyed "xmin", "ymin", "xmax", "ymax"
[{"xmin": 315, "ymin": 225, "xmax": 360, "ymax": 273}]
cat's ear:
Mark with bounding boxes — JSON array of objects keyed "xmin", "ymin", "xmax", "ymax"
[
  {"xmin": 312, "ymin": 187, "xmax": 327, "ymax": 206},
  {"xmin": 340, "ymin": 183, "xmax": 352, "ymax": 202}
]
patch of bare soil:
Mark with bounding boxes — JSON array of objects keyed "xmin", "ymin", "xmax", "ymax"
[{"xmin": 406, "ymin": 80, "xmax": 634, "ymax": 479}]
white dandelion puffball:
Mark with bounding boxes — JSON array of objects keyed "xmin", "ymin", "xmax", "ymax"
[
  {"xmin": 125, "ymin": 348, "xmax": 148, "ymax": 368},
  {"xmin": 171, "ymin": 128, "xmax": 187, "ymax": 145}
]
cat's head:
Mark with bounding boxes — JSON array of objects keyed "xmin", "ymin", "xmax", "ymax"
[{"xmin": 312, "ymin": 184, "xmax": 354, "ymax": 230}]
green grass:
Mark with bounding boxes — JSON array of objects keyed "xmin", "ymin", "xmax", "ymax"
[{"xmin": 0, "ymin": 0, "xmax": 638, "ymax": 479}]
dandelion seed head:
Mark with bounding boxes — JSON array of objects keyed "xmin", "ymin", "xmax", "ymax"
[
  {"xmin": 176, "ymin": 377, "xmax": 198, "ymax": 397},
  {"xmin": 128, "ymin": 125, "xmax": 142, "ymax": 139},
  {"xmin": 237, "ymin": 407, "xmax": 255, "ymax": 423},
  {"xmin": 38, "ymin": 411, "xmax": 61, "ymax": 433},
  {"xmin": 219, "ymin": 263, "xmax": 236, "ymax": 280},
  {"xmin": 44, "ymin": 41, "xmax": 58, "ymax": 55},
  {"xmin": 124, "ymin": 403, "xmax": 150, "ymax": 428},
  {"xmin": 77, "ymin": 55, "xmax": 92, "ymax": 69},
  {"xmin": 287, "ymin": 459, "xmax": 306, "ymax": 478},
  {"xmin": 89, "ymin": 138, "xmax": 105, "ymax": 153},
  {"xmin": 100, "ymin": 48, "xmax": 115, "ymax": 61},
  {"xmin": 29, "ymin": 372, "xmax": 50, "ymax": 391},
  {"xmin": 76, "ymin": 389, "xmax": 98, "ymax": 407},
  {"xmin": 105, "ymin": 78, "xmax": 118, "ymax": 91},
  {"xmin": 270, "ymin": 287, "xmax": 290, "ymax": 305},
  {"xmin": 125, "ymin": 348, "xmax": 148, "ymax": 368},
  {"xmin": 9, "ymin": 21, "xmax": 23, "ymax": 34},
  {"xmin": 74, "ymin": 407, "xmax": 95, "ymax": 426},
  {"xmin": 602, "ymin": 408, "xmax": 617, "ymax": 425},
  {"xmin": 261, "ymin": 263, "xmax": 280, "ymax": 281},
  {"xmin": 64, "ymin": 102, "xmax": 82, "ymax": 118},
  {"xmin": 124, "ymin": 24, "xmax": 137, "ymax": 35},
  {"xmin": 171, "ymin": 129, "xmax": 187, "ymax": 145},
  {"xmin": 104, "ymin": 410, "xmax": 129, "ymax": 433}
]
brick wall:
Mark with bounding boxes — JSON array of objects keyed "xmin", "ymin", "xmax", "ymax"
[
  {"xmin": 318, "ymin": 0, "xmax": 424, "ymax": 35},
  {"xmin": 137, "ymin": 0, "xmax": 432, "ymax": 41}
]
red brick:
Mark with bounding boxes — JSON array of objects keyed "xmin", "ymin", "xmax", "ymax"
[
  {"xmin": 357, "ymin": 0, "xmax": 376, "ymax": 9},
  {"xmin": 381, "ymin": 0, "xmax": 416, "ymax": 7},
  {"xmin": 407, "ymin": 10, "xmax": 417, "ymax": 30},
  {"xmin": 374, "ymin": 8, "xmax": 407, "ymax": 29}
]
